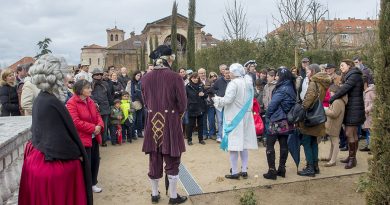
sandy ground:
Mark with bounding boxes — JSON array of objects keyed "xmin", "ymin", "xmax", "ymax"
[{"xmin": 94, "ymin": 137, "xmax": 370, "ymax": 205}]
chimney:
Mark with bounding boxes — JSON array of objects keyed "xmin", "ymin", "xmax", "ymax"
[
  {"xmin": 334, "ymin": 17, "xmax": 337, "ymax": 20},
  {"xmin": 348, "ymin": 17, "xmax": 351, "ymax": 20},
  {"xmin": 130, "ymin": 31, "xmax": 135, "ymax": 38},
  {"xmin": 321, "ymin": 17, "xmax": 325, "ymax": 21},
  {"xmin": 367, "ymin": 17, "xmax": 371, "ymax": 20}
]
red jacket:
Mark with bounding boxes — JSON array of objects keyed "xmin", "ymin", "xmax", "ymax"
[{"xmin": 66, "ymin": 95, "xmax": 104, "ymax": 147}]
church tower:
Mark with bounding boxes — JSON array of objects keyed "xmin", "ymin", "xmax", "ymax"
[{"xmin": 106, "ymin": 26, "xmax": 125, "ymax": 48}]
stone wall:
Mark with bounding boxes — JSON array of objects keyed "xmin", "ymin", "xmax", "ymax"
[{"xmin": 0, "ymin": 117, "xmax": 32, "ymax": 205}]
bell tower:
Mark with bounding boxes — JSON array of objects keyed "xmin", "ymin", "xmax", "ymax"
[{"xmin": 106, "ymin": 26, "xmax": 125, "ymax": 47}]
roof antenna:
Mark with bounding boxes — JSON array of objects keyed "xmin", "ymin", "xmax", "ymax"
[{"xmin": 115, "ymin": 19, "xmax": 117, "ymax": 29}]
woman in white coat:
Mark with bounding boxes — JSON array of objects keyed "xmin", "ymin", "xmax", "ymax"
[{"xmin": 213, "ymin": 63, "xmax": 258, "ymax": 180}]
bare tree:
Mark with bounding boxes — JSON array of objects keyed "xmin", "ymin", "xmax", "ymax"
[{"xmin": 223, "ymin": 0, "xmax": 249, "ymax": 40}]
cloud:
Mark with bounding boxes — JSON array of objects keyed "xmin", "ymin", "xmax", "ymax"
[{"xmin": 0, "ymin": 0, "xmax": 379, "ymax": 66}]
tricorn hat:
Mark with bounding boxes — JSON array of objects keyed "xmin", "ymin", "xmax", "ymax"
[{"xmin": 149, "ymin": 45, "xmax": 172, "ymax": 60}]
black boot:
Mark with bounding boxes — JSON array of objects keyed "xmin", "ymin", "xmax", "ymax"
[
  {"xmin": 151, "ymin": 193, "xmax": 161, "ymax": 204},
  {"xmin": 277, "ymin": 166, "xmax": 286, "ymax": 178},
  {"xmin": 225, "ymin": 173, "xmax": 240, "ymax": 179},
  {"xmin": 314, "ymin": 161, "xmax": 320, "ymax": 174},
  {"xmin": 168, "ymin": 193, "xmax": 188, "ymax": 204},
  {"xmin": 263, "ymin": 169, "xmax": 277, "ymax": 180},
  {"xmin": 297, "ymin": 164, "xmax": 315, "ymax": 177}
]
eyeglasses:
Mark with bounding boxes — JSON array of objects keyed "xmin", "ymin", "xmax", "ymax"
[
  {"xmin": 302, "ymin": 61, "xmax": 309, "ymax": 63},
  {"xmin": 354, "ymin": 61, "xmax": 359, "ymax": 64}
]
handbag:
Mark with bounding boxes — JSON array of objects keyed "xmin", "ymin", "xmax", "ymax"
[
  {"xmin": 304, "ymin": 83, "xmax": 326, "ymax": 127},
  {"xmin": 287, "ymin": 103, "xmax": 305, "ymax": 124},
  {"xmin": 268, "ymin": 119, "xmax": 295, "ymax": 135},
  {"xmin": 131, "ymin": 100, "xmax": 142, "ymax": 111}
]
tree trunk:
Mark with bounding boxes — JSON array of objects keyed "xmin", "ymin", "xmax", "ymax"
[
  {"xmin": 187, "ymin": 0, "xmax": 196, "ymax": 70},
  {"xmin": 171, "ymin": 1, "xmax": 178, "ymax": 71}
]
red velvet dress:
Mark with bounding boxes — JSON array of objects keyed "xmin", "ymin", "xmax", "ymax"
[{"xmin": 18, "ymin": 142, "xmax": 87, "ymax": 205}]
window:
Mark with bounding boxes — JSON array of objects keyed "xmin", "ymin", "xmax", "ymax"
[
  {"xmin": 345, "ymin": 26, "xmax": 352, "ymax": 29},
  {"xmin": 110, "ymin": 34, "xmax": 113, "ymax": 41},
  {"xmin": 115, "ymin": 34, "xmax": 118, "ymax": 41},
  {"xmin": 356, "ymin": 26, "xmax": 362, "ymax": 29},
  {"xmin": 340, "ymin": 34, "xmax": 349, "ymax": 40},
  {"xmin": 89, "ymin": 58, "xmax": 91, "ymax": 65},
  {"xmin": 98, "ymin": 58, "xmax": 100, "ymax": 65},
  {"xmin": 367, "ymin": 26, "xmax": 372, "ymax": 29}
]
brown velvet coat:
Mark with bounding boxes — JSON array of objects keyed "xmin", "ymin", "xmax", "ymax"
[
  {"xmin": 298, "ymin": 72, "xmax": 332, "ymax": 137},
  {"xmin": 141, "ymin": 66, "xmax": 187, "ymax": 157}
]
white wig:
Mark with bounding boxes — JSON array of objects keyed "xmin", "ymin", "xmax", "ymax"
[
  {"xmin": 229, "ymin": 63, "xmax": 245, "ymax": 77},
  {"xmin": 29, "ymin": 54, "xmax": 68, "ymax": 102}
]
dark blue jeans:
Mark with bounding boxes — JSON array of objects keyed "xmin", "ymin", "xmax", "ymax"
[
  {"xmin": 301, "ymin": 135, "xmax": 318, "ymax": 165},
  {"xmin": 339, "ymin": 127, "xmax": 347, "ymax": 148},
  {"xmin": 203, "ymin": 107, "xmax": 216, "ymax": 138},
  {"xmin": 101, "ymin": 114, "xmax": 109, "ymax": 144},
  {"xmin": 133, "ymin": 109, "xmax": 144, "ymax": 136}
]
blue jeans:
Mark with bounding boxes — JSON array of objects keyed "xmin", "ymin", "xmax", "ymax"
[
  {"xmin": 301, "ymin": 135, "xmax": 319, "ymax": 165},
  {"xmin": 203, "ymin": 107, "xmax": 216, "ymax": 137},
  {"xmin": 365, "ymin": 129, "xmax": 371, "ymax": 146},
  {"xmin": 133, "ymin": 109, "xmax": 143, "ymax": 136},
  {"xmin": 216, "ymin": 109, "xmax": 223, "ymax": 140}
]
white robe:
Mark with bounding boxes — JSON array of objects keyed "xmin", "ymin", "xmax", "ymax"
[{"xmin": 213, "ymin": 75, "xmax": 258, "ymax": 151}]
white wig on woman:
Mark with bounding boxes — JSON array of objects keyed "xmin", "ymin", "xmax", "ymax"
[
  {"xmin": 229, "ymin": 63, "xmax": 245, "ymax": 77},
  {"xmin": 29, "ymin": 54, "xmax": 68, "ymax": 102}
]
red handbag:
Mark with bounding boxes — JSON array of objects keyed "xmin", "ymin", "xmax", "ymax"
[{"xmin": 253, "ymin": 98, "xmax": 264, "ymax": 136}]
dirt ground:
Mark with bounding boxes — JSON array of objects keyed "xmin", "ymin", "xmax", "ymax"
[
  {"xmin": 190, "ymin": 174, "xmax": 365, "ymax": 205},
  {"xmin": 94, "ymin": 137, "xmax": 370, "ymax": 205}
]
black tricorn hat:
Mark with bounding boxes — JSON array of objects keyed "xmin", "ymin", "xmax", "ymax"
[{"xmin": 149, "ymin": 45, "xmax": 172, "ymax": 60}]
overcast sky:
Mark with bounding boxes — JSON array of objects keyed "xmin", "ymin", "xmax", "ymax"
[{"xmin": 0, "ymin": 0, "xmax": 379, "ymax": 66}]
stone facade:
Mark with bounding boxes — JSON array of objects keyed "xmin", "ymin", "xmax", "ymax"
[
  {"xmin": 80, "ymin": 44, "xmax": 106, "ymax": 71},
  {"xmin": 0, "ymin": 116, "xmax": 32, "ymax": 205}
]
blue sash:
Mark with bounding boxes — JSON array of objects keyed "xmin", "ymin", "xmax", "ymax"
[{"xmin": 220, "ymin": 87, "xmax": 253, "ymax": 151}]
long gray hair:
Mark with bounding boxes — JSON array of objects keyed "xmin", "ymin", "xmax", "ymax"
[{"xmin": 29, "ymin": 54, "xmax": 68, "ymax": 102}]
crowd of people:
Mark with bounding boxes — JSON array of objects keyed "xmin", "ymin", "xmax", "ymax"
[{"xmin": 0, "ymin": 49, "xmax": 375, "ymax": 204}]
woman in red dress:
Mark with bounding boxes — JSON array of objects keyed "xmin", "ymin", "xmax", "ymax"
[{"xmin": 18, "ymin": 54, "xmax": 92, "ymax": 205}]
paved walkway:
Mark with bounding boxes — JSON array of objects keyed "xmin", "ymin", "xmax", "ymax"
[{"xmin": 94, "ymin": 137, "xmax": 369, "ymax": 205}]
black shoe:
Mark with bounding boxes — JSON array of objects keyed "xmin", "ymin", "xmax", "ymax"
[
  {"xmin": 132, "ymin": 137, "xmax": 138, "ymax": 140},
  {"xmin": 263, "ymin": 169, "xmax": 277, "ymax": 180},
  {"xmin": 188, "ymin": 141, "xmax": 193, "ymax": 146},
  {"xmin": 138, "ymin": 135, "xmax": 144, "ymax": 138},
  {"xmin": 241, "ymin": 172, "xmax": 248, "ymax": 179},
  {"xmin": 297, "ymin": 165, "xmax": 315, "ymax": 177},
  {"xmin": 340, "ymin": 147, "xmax": 348, "ymax": 151},
  {"xmin": 127, "ymin": 139, "xmax": 132, "ymax": 143},
  {"xmin": 111, "ymin": 143, "xmax": 117, "ymax": 146},
  {"xmin": 151, "ymin": 193, "xmax": 160, "ymax": 204},
  {"xmin": 360, "ymin": 146, "xmax": 370, "ymax": 152},
  {"xmin": 225, "ymin": 173, "xmax": 240, "ymax": 180},
  {"xmin": 168, "ymin": 193, "xmax": 188, "ymax": 204},
  {"xmin": 314, "ymin": 162, "xmax": 320, "ymax": 174},
  {"xmin": 101, "ymin": 143, "xmax": 107, "ymax": 147},
  {"xmin": 277, "ymin": 167, "xmax": 286, "ymax": 178},
  {"xmin": 199, "ymin": 140, "xmax": 206, "ymax": 145}
]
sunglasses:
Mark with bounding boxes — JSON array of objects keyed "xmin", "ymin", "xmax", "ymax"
[{"xmin": 68, "ymin": 81, "xmax": 74, "ymax": 84}]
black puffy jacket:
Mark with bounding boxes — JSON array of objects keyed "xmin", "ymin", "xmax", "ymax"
[
  {"xmin": 91, "ymin": 80, "xmax": 113, "ymax": 115},
  {"xmin": 186, "ymin": 82, "xmax": 207, "ymax": 117},
  {"xmin": 330, "ymin": 67, "xmax": 365, "ymax": 126},
  {"xmin": 0, "ymin": 84, "xmax": 21, "ymax": 116}
]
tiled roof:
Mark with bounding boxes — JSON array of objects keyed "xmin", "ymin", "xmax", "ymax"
[
  {"xmin": 8, "ymin": 57, "xmax": 35, "ymax": 71},
  {"xmin": 201, "ymin": 33, "xmax": 220, "ymax": 47},
  {"xmin": 82, "ymin": 44, "xmax": 106, "ymax": 49},
  {"xmin": 107, "ymin": 34, "xmax": 147, "ymax": 50}
]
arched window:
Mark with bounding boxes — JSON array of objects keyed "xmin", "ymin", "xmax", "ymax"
[
  {"xmin": 110, "ymin": 34, "xmax": 113, "ymax": 41},
  {"xmin": 115, "ymin": 34, "xmax": 118, "ymax": 41}
]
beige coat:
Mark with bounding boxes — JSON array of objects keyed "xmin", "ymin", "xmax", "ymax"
[
  {"xmin": 363, "ymin": 85, "xmax": 375, "ymax": 129},
  {"xmin": 325, "ymin": 95, "xmax": 348, "ymax": 137},
  {"xmin": 21, "ymin": 78, "xmax": 40, "ymax": 116},
  {"xmin": 262, "ymin": 80, "xmax": 277, "ymax": 110},
  {"xmin": 298, "ymin": 72, "xmax": 332, "ymax": 137}
]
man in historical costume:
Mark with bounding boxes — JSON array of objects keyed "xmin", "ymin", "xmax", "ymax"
[{"xmin": 141, "ymin": 45, "xmax": 188, "ymax": 204}]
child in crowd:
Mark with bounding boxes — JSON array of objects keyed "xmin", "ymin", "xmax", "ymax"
[
  {"xmin": 323, "ymin": 85, "xmax": 347, "ymax": 167},
  {"xmin": 361, "ymin": 76, "xmax": 375, "ymax": 152},
  {"xmin": 120, "ymin": 91, "xmax": 135, "ymax": 143},
  {"xmin": 110, "ymin": 99, "xmax": 124, "ymax": 145}
]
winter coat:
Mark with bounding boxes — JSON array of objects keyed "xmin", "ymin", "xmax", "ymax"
[
  {"xmin": 330, "ymin": 68, "xmax": 365, "ymax": 126},
  {"xmin": 129, "ymin": 80, "xmax": 143, "ymax": 105},
  {"xmin": 91, "ymin": 80, "xmax": 113, "ymax": 115},
  {"xmin": 186, "ymin": 82, "xmax": 207, "ymax": 117},
  {"xmin": 66, "ymin": 94, "xmax": 104, "ymax": 147},
  {"xmin": 20, "ymin": 77, "xmax": 40, "ymax": 116},
  {"xmin": 110, "ymin": 80, "xmax": 124, "ymax": 100},
  {"xmin": 266, "ymin": 80, "xmax": 296, "ymax": 122},
  {"xmin": 212, "ymin": 76, "xmax": 230, "ymax": 97},
  {"xmin": 118, "ymin": 74, "xmax": 131, "ymax": 88},
  {"xmin": 213, "ymin": 75, "xmax": 258, "ymax": 151},
  {"xmin": 263, "ymin": 80, "xmax": 277, "ymax": 110},
  {"xmin": 110, "ymin": 107, "xmax": 124, "ymax": 125},
  {"xmin": 0, "ymin": 84, "xmax": 21, "ymax": 116},
  {"xmin": 325, "ymin": 95, "xmax": 348, "ymax": 137},
  {"xmin": 120, "ymin": 99, "xmax": 133, "ymax": 124},
  {"xmin": 298, "ymin": 72, "xmax": 331, "ymax": 137},
  {"xmin": 363, "ymin": 85, "xmax": 375, "ymax": 129}
]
